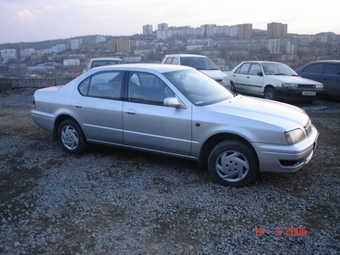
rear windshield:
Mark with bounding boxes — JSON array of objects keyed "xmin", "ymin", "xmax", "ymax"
[{"xmin": 180, "ymin": 57, "xmax": 219, "ymax": 71}]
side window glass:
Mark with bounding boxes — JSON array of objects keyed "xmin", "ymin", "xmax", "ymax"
[
  {"xmin": 87, "ymin": 71, "xmax": 123, "ymax": 99},
  {"xmin": 164, "ymin": 57, "xmax": 173, "ymax": 64},
  {"xmin": 237, "ymin": 63, "xmax": 251, "ymax": 74},
  {"xmin": 128, "ymin": 72, "xmax": 175, "ymax": 105},
  {"xmin": 249, "ymin": 64, "xmax": 261, "ymax": 75},
  {"xmin": 308, "ymin": 64, "xmax": 323, "ymax": 74},
  {"xmin": 172, "ymin": 58, "xmax": 179, "ymax": 65},
  {"xmin": 78, "ymin": 77, "xmax": 90, "ymax": 95},
  {"xmin": 324, "ymin": 64, "xmax": 340, "ymax": 75}
]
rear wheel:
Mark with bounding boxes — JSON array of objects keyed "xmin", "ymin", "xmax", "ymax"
[
  {"xmin": 58, "ymin": 119, "xmax": 87, "ymax": 153},
  {"xmin": 208, "ymin": 140, "xmax": 258, "ymax": 187},
  {"xmin": 264, "ymin": 87, "xmax": 277, "ymax": 100}
]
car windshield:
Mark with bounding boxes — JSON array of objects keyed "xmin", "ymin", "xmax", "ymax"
[
  {"xmin": 92, "ymin": 60, "xmax": 124, "ymax": 68},
  {"xmin": 262, "ymin": 62, "xmax": 297, "ymax": 76},
  {"xmin": 164, "ymin": 69, "xmax": 233, "ymax": 105},
  {"xmin": 181, "ymin": 57, "xmax": 219, "ymax": 70}
]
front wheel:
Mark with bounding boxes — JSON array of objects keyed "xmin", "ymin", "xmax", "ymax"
[
  {"xmin": 230, "ymin": 82, "xmax": 237, "ymax": 93},
  {"xmin": 208, "ymin": 140, "xmax": 258, "ymax": 187},
  {"xmin": 58, "ymin": 119, "xmax": 87, "ymax": 153},
  {"xmin": 264, "ymin": 87, "xmax": 277, "ymax": 100}
]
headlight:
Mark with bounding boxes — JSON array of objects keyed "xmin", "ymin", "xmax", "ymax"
[
  {"xmin": 222, "ymin": 76, "xmax": 230, "ymax": 85},
  {"xmin": 285, "ymin": 128, "xmax": 305, "ymax": 145},
  {"xmin": 282, "ymin": 82, "xmax": 298, "ymax": 88}
]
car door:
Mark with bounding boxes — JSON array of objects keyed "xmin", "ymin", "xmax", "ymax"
[
  {"xmin": 323, "ymin": 63, "xmax": 340, "ymax": 96},
  {"xmin": 122, "ymin": 71, "xmax": 192, "ymax": 156},
  {"xmin": 245, "ymin": 63, "xmax": 263, "ymax": 95},
  {"xmin": 72, "ymin": 71, "xmax": 124, "ymax": 144},
  {"xmin": 300, "ymin": 63, "xmax": 324, "ymax": 83},
  {"xmin": 231, "ymin": 63, "xmax": 251, "ymax": 92}
]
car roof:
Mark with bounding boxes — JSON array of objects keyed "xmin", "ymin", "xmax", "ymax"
[
  {"xmin": 240, "ymin": 61, "xmax": 283, "ymax": 64},
  {"xmin": 304, "ymin": 60, "xmax": 340, "ymax": 64},
  {"xmin": 165, "ymin": 54, "xmax": 209, "ymax": 58},
  {"xmin": 90, "ymin": 63, "xmax": 193, "ymax": 73},
  {"xmin": 90, "ymin": 57, "xmax": 123, "ymax": 61}
]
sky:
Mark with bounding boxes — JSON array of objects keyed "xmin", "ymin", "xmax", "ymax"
[{"xmin": 1, "ymin": 0, "xmax": 340, "ymax": 44}]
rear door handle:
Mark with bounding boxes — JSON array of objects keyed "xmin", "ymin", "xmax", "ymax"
[{"xmin": 75, "ymin": 104, "xmax": 82, "ymax": 108}]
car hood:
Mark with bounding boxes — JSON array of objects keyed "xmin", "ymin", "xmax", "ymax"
[
  {"xmin": 218, "ymin": 95, "xmax": 309, "ymax": 126},
  {"xmin": 200, "ymin": 70, "xmax": 228, "ymax": 80},
  {"xmin": 199, "ymin": 95, "xmax": 310, "ymax": 144},
  {"xmin": 268, "ymin": 75, "xmax": 323, "ymax": 85}
]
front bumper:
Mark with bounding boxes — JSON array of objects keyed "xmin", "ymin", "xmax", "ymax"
[
  {"xmin": 254, "ymin": 124, "xmax": 319, "ymax": 173},
  {"xmin": 275, "ymin": 87, "xmax": 325, "ymax": 101}
]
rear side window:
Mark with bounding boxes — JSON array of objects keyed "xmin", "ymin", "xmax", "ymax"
[
  {"xmin": 324, "ymin": 64, "xmax": 340, "ymax": 75},
  {"xmin": 78, "ymin": 71, "xmax": 124, "ymax": 99}
]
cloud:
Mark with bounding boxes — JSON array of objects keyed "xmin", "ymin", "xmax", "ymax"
[{"xmin": 16, "ymin": 9, "xmax": 35, "ymax": 22}]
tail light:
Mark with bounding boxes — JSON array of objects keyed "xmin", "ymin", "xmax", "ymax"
[{"xmin": 32, "ymin": 96, "xmax": 36, "ymax": 108}]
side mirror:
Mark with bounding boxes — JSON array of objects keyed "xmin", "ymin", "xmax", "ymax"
[
  {"xmin": 257, "ymin": 72, "xmax": 263, "ymax": 76},
  {"xmin": 164, "ymin": 97, "xmax": 185, "ymax": 108}
]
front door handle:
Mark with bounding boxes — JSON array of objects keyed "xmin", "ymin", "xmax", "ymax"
[{"xmin": 125, "ymin": 109, "xmax": 136, "ymax": 115}]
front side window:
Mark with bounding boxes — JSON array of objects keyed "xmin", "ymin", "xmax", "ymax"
[
  {"xmin": 236, "ymin": 63, "xmax": 251, "ymax": 74},
  {"xmin": 306, "ymin": 63, "xmax": 323, "ymax": 74},
  {"xmin": 324, "ymin": 64, "xmax": 340, "ymax": 75},
  {"xmin": 128, "ymin": 72, "xmax": 175, "ymax": 105},
  {"xmin": 78, "ymin": 71, "xmax": 123, "ymax": 99},
  {"xmin": 249, "ymin": 64, "xmax": 261, "ymax": 75},
  {"xmin": 164, "ymin": 57, "xmax": 174, "ymax": 64}
]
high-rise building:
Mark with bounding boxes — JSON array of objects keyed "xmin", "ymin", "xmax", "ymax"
[
  {"xmin": 116, "ymin": 38, "xmax": 131, "ymax": 53},
  {"xmin": 158, "ymin": 23, "xmax": 168, "ymax": 31},
  {"xmin": 267, "ymin": 22, "xmax": 287, "ymax": 39},
  {"xmin": 143, "ymin": 24, "xmax": 153, "ymax": 35},
  {"xmin": 238, "ymin": 24, "xmax": 253, "ymax": 39},
  {"xmin": 71, "ymin": 39, "xmax": 82, "ymax": 50}
]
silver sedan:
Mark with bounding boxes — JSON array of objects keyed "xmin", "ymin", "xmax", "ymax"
[{"xmin": 31, "ymin": 64, "xmax": 319, "ymax": 187}]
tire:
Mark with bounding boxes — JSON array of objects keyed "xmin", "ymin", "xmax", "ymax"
[
  {"xmin": 230, "ymin": 82, "xmax": 237, "ymax": 93},
  {"xmin": 58, "ymin": 119, "xmax": 87, "ymax": 153},
  {"xmin": 208, "ymin": 140, "xmax": 258, "ymax": 187},
  {"xmin": 264, "ymin": 87, "xmax": 277, "ymax": 100}
]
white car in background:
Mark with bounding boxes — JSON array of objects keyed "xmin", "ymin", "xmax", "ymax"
[
  {"xmin": 83, "ymin": 57, "xmax": 125, "ymax": 73},
  {"xmin": 161, "ymin": 54, "xmax": 230, "ymax": 89},
  {"xmin": 227, "ymin": 61, "xmax": 324, "ymax": 102}
]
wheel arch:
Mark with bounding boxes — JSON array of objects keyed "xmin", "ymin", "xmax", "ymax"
[
  {"xmin": 53, "ymin": 114, "xmax": 80, "ymax": 141},
  {"xmin": 263, "ymin": 84, "xmax": 275, "ymax": 93},
  {"xmin": 198, "ymin": 133, "xmax": 259, "ymax": 170}
]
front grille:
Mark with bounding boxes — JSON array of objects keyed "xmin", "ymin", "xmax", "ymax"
[{"xmin": 298, "ymin": 84, "xmax": 316, "ymax": 88}]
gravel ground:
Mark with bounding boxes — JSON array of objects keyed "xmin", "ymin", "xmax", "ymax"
[{"xmin": 0, "ymin": 88, "xmax": 339, "ymax": 255}]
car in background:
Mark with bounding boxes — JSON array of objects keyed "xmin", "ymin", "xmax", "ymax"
[
  {"xmin": 296, "ymin": 60, "xmax": 340, "ymax": 97},
  {"xmin": 31, "ymin": 64, "xmax": 319, "ymax": 187},
  {"xmin": 83, "ymin": 57, "xmax": 125, "ymax": 73},
  {"xmin": 227, "ymin": 61, "xmax": 324, "ymax": 102},
  {"xmin": 161, "ymin": 54, "xmax": 230, "ymax": 89}
]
